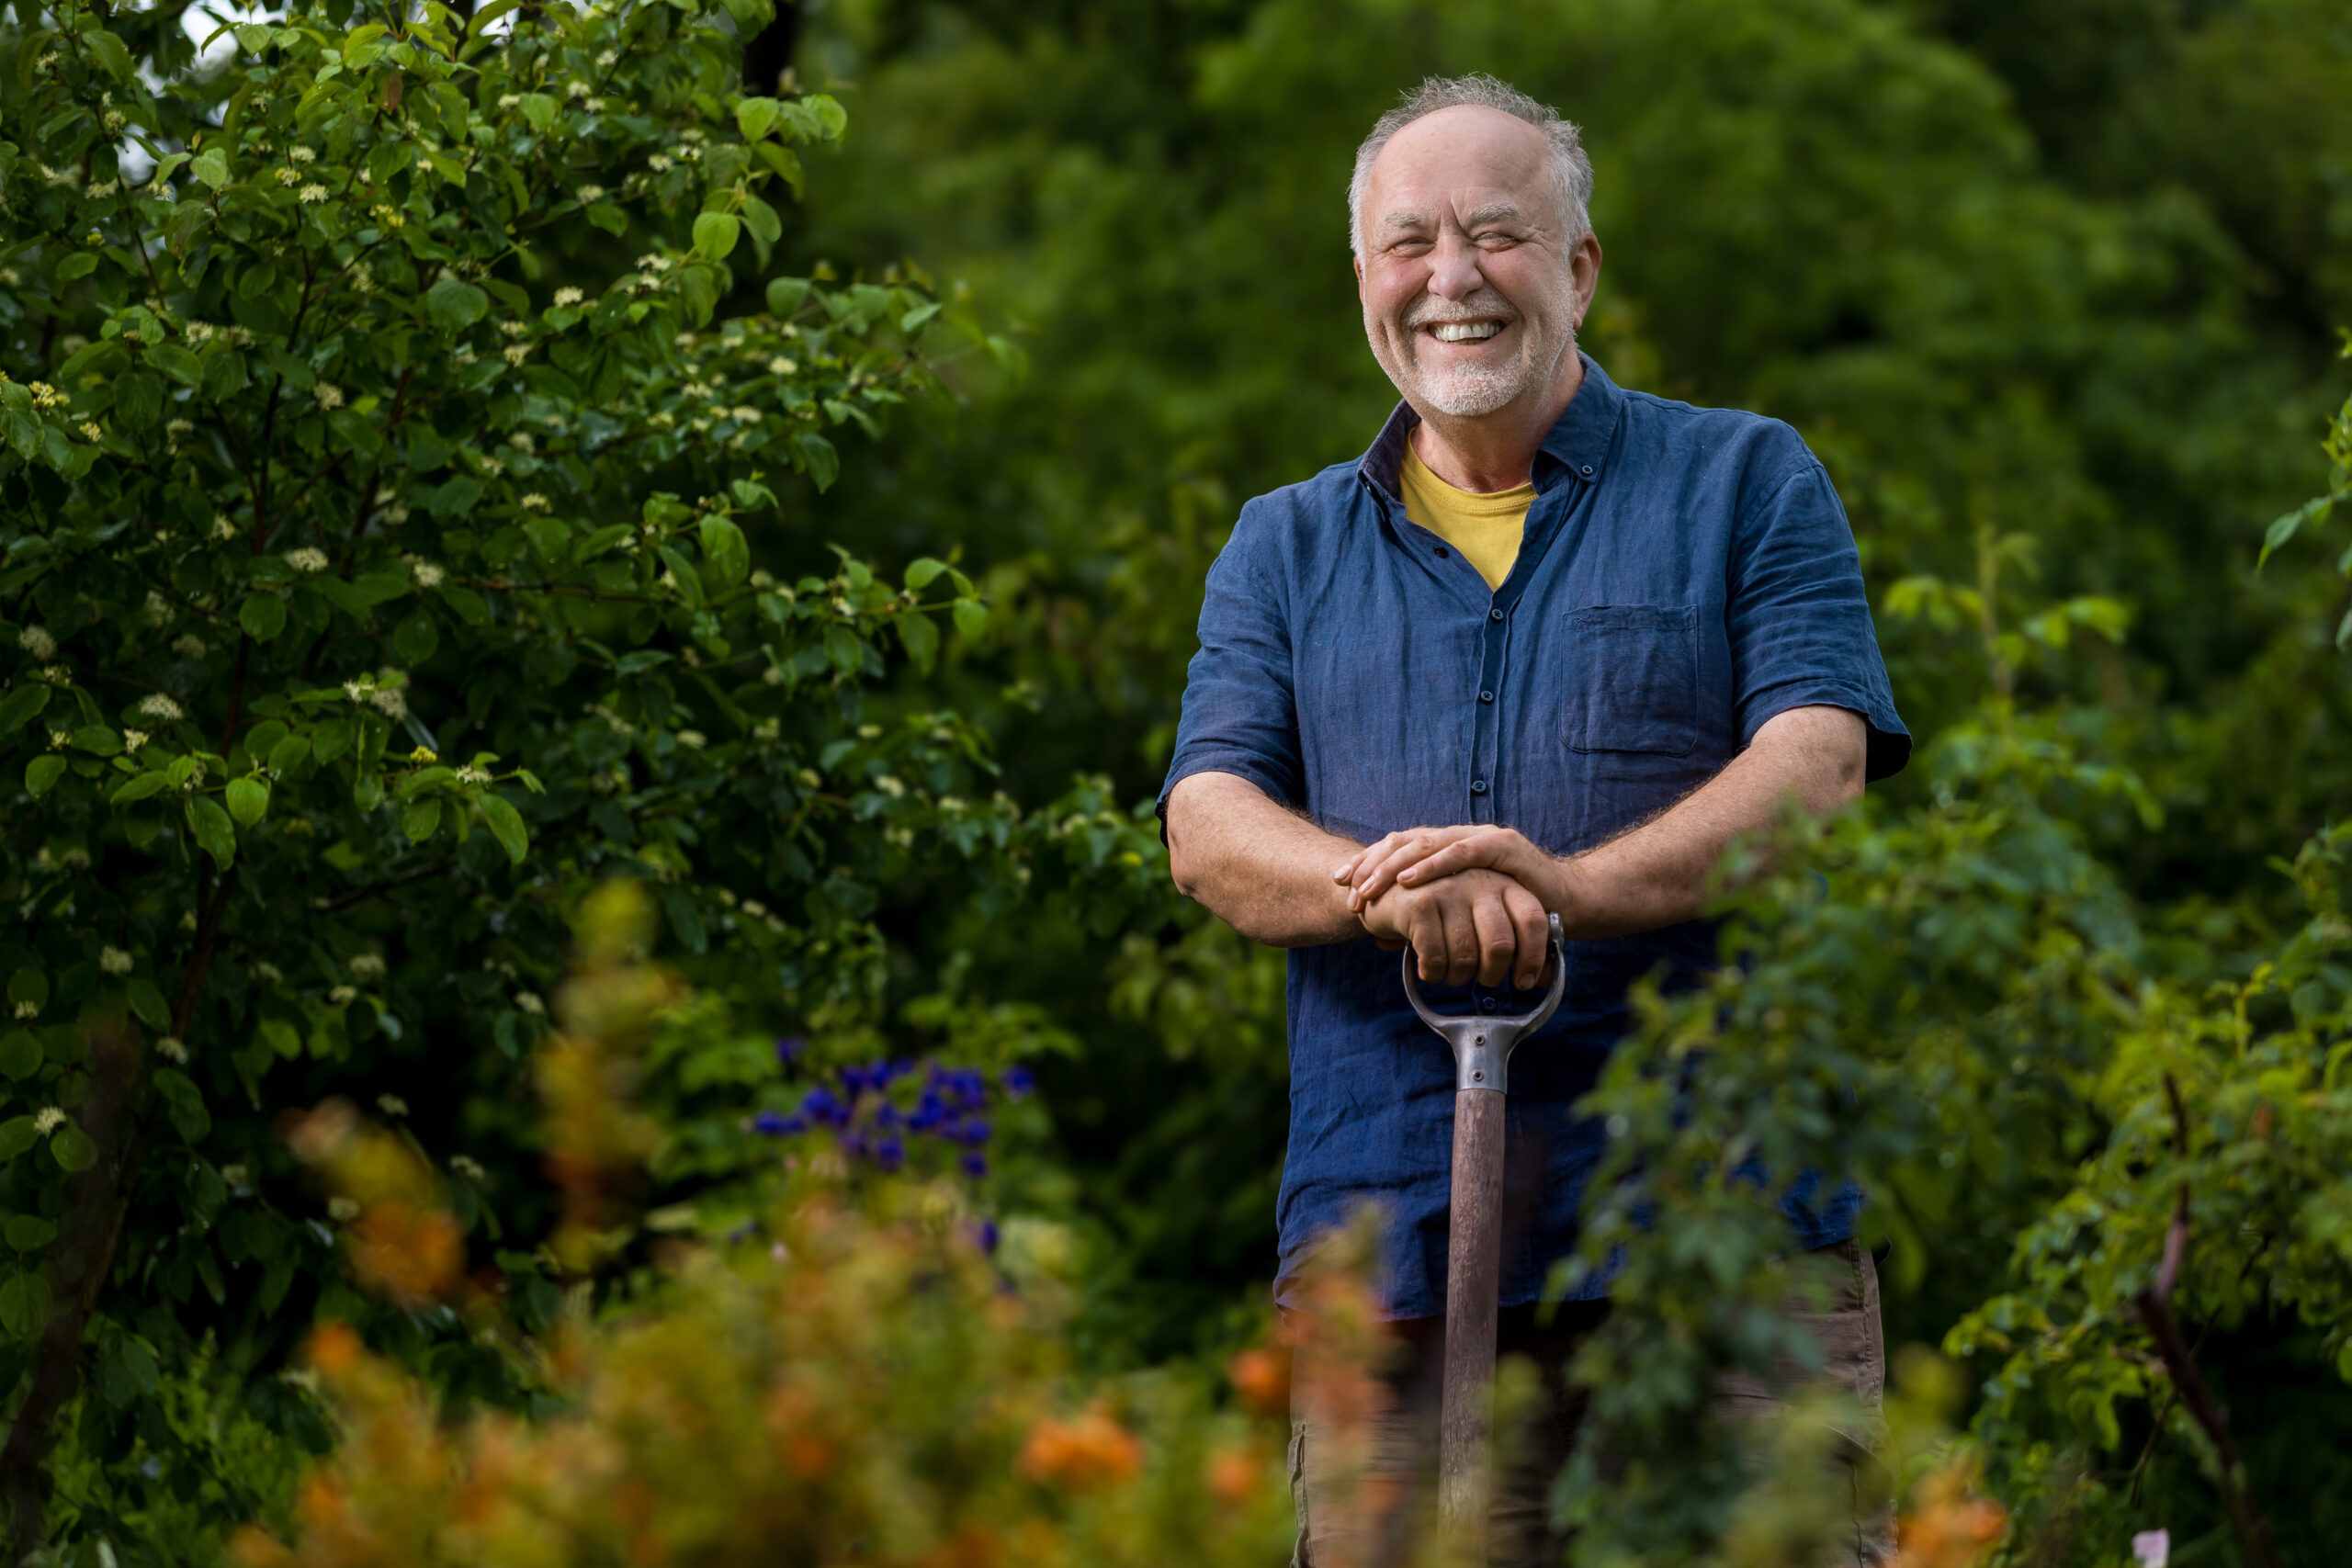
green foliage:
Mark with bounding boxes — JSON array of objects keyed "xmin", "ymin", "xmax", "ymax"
[{"xmin": 0, "ymin": 0, "xmax": 1169, "ymax": 1554}]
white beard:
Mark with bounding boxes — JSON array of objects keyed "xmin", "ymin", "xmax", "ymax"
[{"xmin": 1376, "ymin": 282, "xmax": 1578, "ymax": 420}]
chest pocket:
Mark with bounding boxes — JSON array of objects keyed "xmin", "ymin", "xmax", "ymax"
[{"xmin": 1563, "ymin": 604, "xmax": 1701, "ymax": 756}]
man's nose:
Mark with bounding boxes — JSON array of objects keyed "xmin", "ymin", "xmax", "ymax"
[{"xmin": 1426, "ymin": 231, "xmax": 1485, "ymax": 301}]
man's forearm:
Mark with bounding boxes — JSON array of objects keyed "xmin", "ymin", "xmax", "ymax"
[
  {"xmin": 1555, "ymin": 705, "xmax": 1864, "ymax": 934},
  {"xmin": 1164, "ymin": 772, "xmax": 1367, "ymax": 947},
  {"xmin": 1344, "ymin": 705, "xmax": 1868, "ymax": 940}
]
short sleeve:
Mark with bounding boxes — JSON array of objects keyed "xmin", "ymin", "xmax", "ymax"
[
  {"xmin": 1725, "ymin": 458, "xmax": 1910, "ymax": 780},
  {"xmin": 1157, "ymin": 503, "xmax": 1306, "ymax": 824}
]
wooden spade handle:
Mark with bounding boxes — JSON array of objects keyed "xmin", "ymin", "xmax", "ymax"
[{"xmin": 1438, "ymin": 1083, "xmax": 1508, "ymax": 1543}]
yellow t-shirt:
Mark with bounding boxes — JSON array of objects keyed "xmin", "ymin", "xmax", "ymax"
[{"xmin": 1398, "ymin": 443, "xmax": 1534, "ymax": 591}]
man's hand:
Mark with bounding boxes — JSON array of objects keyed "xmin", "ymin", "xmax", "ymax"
[
  {"xmin": 1358, "ymin": 866, "xmax": 1554, "ymax": 988},
  {"xmin": 1336, "ymin": 824, "xmax": 1569, "ymax": 918}
]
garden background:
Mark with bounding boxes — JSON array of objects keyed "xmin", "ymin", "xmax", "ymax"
[{"xmin": 5, "ymin": 0, "xmax": 2352, "ymax": 1563}]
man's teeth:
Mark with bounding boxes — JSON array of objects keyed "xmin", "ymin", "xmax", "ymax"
[{"xmin": 1430, "ymin": 321, "xmax": 1503, "ymax": 343}]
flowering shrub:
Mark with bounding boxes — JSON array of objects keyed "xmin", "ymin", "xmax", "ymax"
[
  {"xmin": 0, "ymin": 0, "xmax": 1167, "ymax": 1553},
  {"xmin": 230, "ymin": 878, "xmax": 1300, "ymax": 1568}
]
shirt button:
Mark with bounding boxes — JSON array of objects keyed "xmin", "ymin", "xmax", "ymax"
[
  {"xmin": 1479, "ymin": 998, "xmax": 1498, "ymax": 1014},
  {"xmin": 1433, "ymin": 546, "xmax": 1449, "ymax": 558},
  {"xmin": 1488, "ymin": 607, "xmax": 1505, "ymax": 622},
  {"xmin": 1470, "ymin": 777, "xmax": 1488, "ymax": 795},
  {"xmin": 1479, "ymin": 690, "xmax": 1494, "ymax": 703}
]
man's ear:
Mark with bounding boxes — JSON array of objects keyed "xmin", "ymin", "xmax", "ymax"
[{"xmin": 1352, "ymin": 253, "xmax": 1365, "ymax": 296}]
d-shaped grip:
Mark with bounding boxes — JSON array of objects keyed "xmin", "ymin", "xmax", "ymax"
[{"xmin": 1401, "ymin": 911, "xmax": 1567, "ymax": 1094}]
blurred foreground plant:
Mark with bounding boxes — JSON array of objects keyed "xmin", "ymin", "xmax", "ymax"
[{"xmin": 237, "ymin": 880, "xmax": 1303, "ymax": 1568}]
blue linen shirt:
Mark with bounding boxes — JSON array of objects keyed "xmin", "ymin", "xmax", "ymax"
[{"xmin": 1159, "ymin": 355, "xmax": 1908, "ymax": 1319}]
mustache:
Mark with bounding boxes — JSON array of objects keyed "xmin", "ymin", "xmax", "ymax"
[{"xmin": 1403, "ymin": 294, "xmax": 1518, "ymax": 329}]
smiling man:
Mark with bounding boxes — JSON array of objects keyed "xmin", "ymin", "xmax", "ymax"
[{"xmin": 1159, "ymin": 75, "xmax": 1909, "ymax": 1564}]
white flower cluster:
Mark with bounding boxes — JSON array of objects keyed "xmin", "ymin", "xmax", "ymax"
[
  {"xmin": 99, "ymin": 946, "xmax": 132, "ymax": 976},
  {"xmin": 283, "ymin": 547, "xmax": 329, "ymax": 573},
  {"xmin": 455, "ymin": 765, "xmax": 492, "ymax": 786},
  {"xmin": 156, "ymin": 1036, "xmax": 189, "ymax": 1064},
  {"xmin": 514, "ymin": 991, "xmax": 545, "ymax": 1015},
  {"xmin": 17, "ymin": 625, "xmax": 55, "ymax": 660},
  {"xmin": 327, "ymin": 1197, "xmax": 361, "ymax": 1222},
  {"xmin": 123, "ymin": 728, "xmax": 149, "ymax": 752},
  {"xmin": 675, "ymin": 729, "xmax": 707, "ymax": 750},
  {"xmin": 172, "ymin": 634, "xmax": 206, "ymax": 660},
  {"xmin": 327, "ymin": 985, "xmax": 356, "ymax": 1005},
  {"xmin": 553, "ymin": 287, "xmax": 584, "ymax": 308},
  {"xmin": 519, "ymin": 492, "xmax": 549, "ymax": 511},
  {"xmin": 32, "ymin": 1108, "xmax": 65, "ymax": 1135},
  {"xmin": 406, "ymin": 557, "xmax": 445, "ymax": 588},
  {"xmin": 212, "ymin": 513, "xmax": 240, "ymax": 540},
  {"xmin": 348, "ymin": 953, "xmax": 387, "ymax": 981},
  {"xmin": 311, "ymin": 382, "xmax": 344, "ymax": 411},
  {"xmin": 449, "ymin": 1155, "xmax": 487, "ymax": 1181},
  {"xmin": 377, "ymin": 1094, "xmax": 408, "ymax": 1117},
  {"xmin": 13, "ymin": 1001, "xmax": 38, "ymax": 1020},
  {"xmin": 134, "ymin": 693, "xmax": 183, "ymax": 722}
]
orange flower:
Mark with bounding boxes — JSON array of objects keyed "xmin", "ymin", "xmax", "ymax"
[
  {"xmin": 1227, "ymin": 1345, "xmax": 1291, "ymax": 1417},
  {"xmin": 348, "ymin": 1200, "xmax": 463, "ymax": 1307},
  {"xmin": 1204, "ymin": 1445, "xmax": 1262, "ymax": 1506},
  {"xmin": 306, "ymin": 1322, "xmax": 364, "ymax": 1377},
  {"xmin": 1018, "ymin": 1406, "xmax": 1146, "ymax": 1491},
  {"xmin": 1895, "ymin": 1457, "xmax": 2007, "ymax": 1568}
]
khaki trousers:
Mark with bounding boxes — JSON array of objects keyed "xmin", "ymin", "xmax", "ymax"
[{"xmin": 1288, "ymin": 1239, "xmax": 1897, "ymax": 1568}]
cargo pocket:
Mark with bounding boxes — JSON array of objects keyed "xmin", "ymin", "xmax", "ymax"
[{"xmin": 1563, "ymin": 604, "xmax": 1701, "ymax": 756}]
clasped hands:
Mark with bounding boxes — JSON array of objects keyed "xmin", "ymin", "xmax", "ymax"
[{"xmin": 1331, "ymin": 825, "xmax": 1577, "ymax": 991}]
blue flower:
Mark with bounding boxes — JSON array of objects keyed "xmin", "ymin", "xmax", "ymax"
[
  {"xmin": 800, "ymin": 1087, "xmax": 848, "ymax": 1126},
  {"xmin": 961, "ymin": 1151, "xmax": 987, "ymax": 1178},
  {"xmin": 775, "ymin": 1035, "xmax": 806, "ymax": 1066},
  {"xmin": 876, "ymin": 1134, "xmax": 905, "ymax": 1171},
  {"xmin": 752, "ymin": 1110, "xmax": 806, "ymax": 1136},
  {"xmin": 842, "ymin": 1130, "xmax": 868, "ymax": 1160},
  {"xmin": 958, "ymin": 1117, "xmax": 991, "ymax": 1147},
  {"xmin": 1001, "ymin": 1065, "xmax": 1035, "ymax": 1099},
  {"xmin": 969, "ymin": 1218, "xmax": 1000, "ymax": 1255},
  {"xmin": 873, "ymin": 1102, "xmax": 900, "ymax": 1129}
]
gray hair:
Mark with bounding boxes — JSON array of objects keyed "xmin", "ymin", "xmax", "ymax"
[{"xmin": 1347, "ymin": 74, "xmax": 1594, "ymax": 258}]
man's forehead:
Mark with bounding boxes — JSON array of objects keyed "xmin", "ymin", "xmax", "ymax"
[{"xmin": 1363, "ymin": 106, "xmax": 1556, "ymax": 222}]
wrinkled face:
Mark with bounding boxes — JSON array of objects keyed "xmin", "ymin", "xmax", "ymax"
[{"xmin": 1354, "ymin": 106, "xmax": 1596, "ymax": 420}]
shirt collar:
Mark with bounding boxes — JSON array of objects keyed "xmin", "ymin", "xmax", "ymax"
[{"xmin": 1358, "ymin": 351, "xmax": 1624, "ymax": 501}]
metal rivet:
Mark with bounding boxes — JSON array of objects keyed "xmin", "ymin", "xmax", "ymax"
[
  {"xmin": 1489, "ymin": 607, "xmax": 1505, "ymax": 622},
  {"xmin": 1580, "ymin": 463, "xmax": 1595, "ymax": 476},
  {"xmin": 1473, "ymin": 1069, "xmax": 1484, "ymax": 1081},
  {"xmin": 1475, "ymin": 1035, "xmax": 1486, "ymax": 1046}
]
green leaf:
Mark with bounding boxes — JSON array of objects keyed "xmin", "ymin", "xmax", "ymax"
[
  {"xmin": 226, "ymin": 775, "xmax": 269, "ymax": 828},
  {"xmin": 147, "ymin": 344, "xmax": 203, "ymax": 389},
  {"xmin": 904, "ymin": 557, "xmax": 950, "ymax": 591},
  {"xmin": 662, "ymin": 887, "xmax": 707, "ymax": 953},
  {"xmin": 268, "ymin": 734, "xmax": 312, "ymax": 776},
  {"xmin": 241, "ymin": 592, "xmax": 288, "ymax": 642},
  {"xmin": 109, "ymin": 772, "xmax": 169, "ymax": 805},
  {"xmin": 51, "ymin": 1125, "xmax": 97, "ymax": 1173},
  {"xmin": 401, "ymin": 797, "xmax": 442, "ymax": 843},
  {"xmin": 587, "ymin": 203, "xmax": 628, "ymax": 237},
  {"xmin": 354, "ymin": 769, "xmax": 385, "ymax": 812},
  {"xmin": 391, "ymin": 610, "xmax": 440, "ymax": 663},
  {"xmin": 765, "ymin": 276, "xmax": 810, "ymax": 318},
  {"xmin": 55, "ymin": 254, "xmax": 99, "ymax": 284},
  {"xmin": 0, "ymin": 684, "xmax": 50, "ymax": 736},
  {"xmin": 736, "ymin": 96, "xmax": 780, "ymax": 141},
  {"xmin": 7, "ymin": 972, "xmax": 46, "ymax": 1010},
  {"xmin": 83, "ymin": 27, "xmax": 132, "ymax": 80},
  {"xmin": 793, "ymin": 433, "xmax": 839, "ymax": 491},
  {"xmin": 312, "ymin": 719, "xmax": 355, "ymax": 764},
  {"xmin": 73, "ymin": 726, "xmax": 120, "ymax": 757},
  {"xmin": 520, "ymin": 93, "xmax": 559, "ymax": 134},
  {"xmin": 0, "ymin": 1118, "xmax": 38, "ymax": 1161},
  {"xmin": 740, "ymin": 196, "xmax": 782, "ymax": 247},
  {"xmin": 185, "ymin": 796, "xmax": 236, "ymax": 869},
  {"xmin": 953, "ymin": 598, "xmax": 990, "ymax": 643},
  {"xmin": 25, "ymin": 756, "xmax": 67, "ymax": 796},
  {"xmin": 477, "ymin": 794, "xmax": 528, "ymax": 864},
  {"xmin": 126, "ymin": 978, "xmax": 171, "ymax": 1032},
  {"xmin": 191, "ymin": 147, "xmax": 231, "ymax": 189},
  {"xmin": 114, "ymin": 373, "xmax": 164, "ymax": 432},
  {"xmin": 203, "ymin": 350, "xmax": 249, "ymax": 401},
  {"xmin": 426, "ymin": 278, "xmax": 491, "ymax": 333},
  {"xmin": 0, "ymin": 1271, "xmax": 47, "ymax": 1340},
  {"xmin": 898, "ymin": 609, "xmax": 940, "ymax": 673},
  {"xmin": 438, "ymin": 582, "xmax": 491, "ymax": 625},
  {"xmin": 259, "ymin": 1018, "xmax": 301, "ymax": 1058},
  {"xmin": 698, "ymin": 515, "xmax": 749, "ymax": 588},
  {"xmin": 0, "ymin": 1032, "xmax": 39, "ymax": 1079},
  {"xmin": 691, "ymin": 211, "xmax": 741, "ymax": 262},
  {"xmin": 4, "ymin": 1215, "xmax": 55, "ymax": 1252}
]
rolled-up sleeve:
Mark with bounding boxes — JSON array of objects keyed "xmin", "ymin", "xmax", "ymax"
[
  {"xmin": 1725, "ymin": 457, "xmax": 1910, "ymax": 780},
  {"xmin": 1157, "ymin": 504, "xmax": 1305, "ymax": 821}
]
